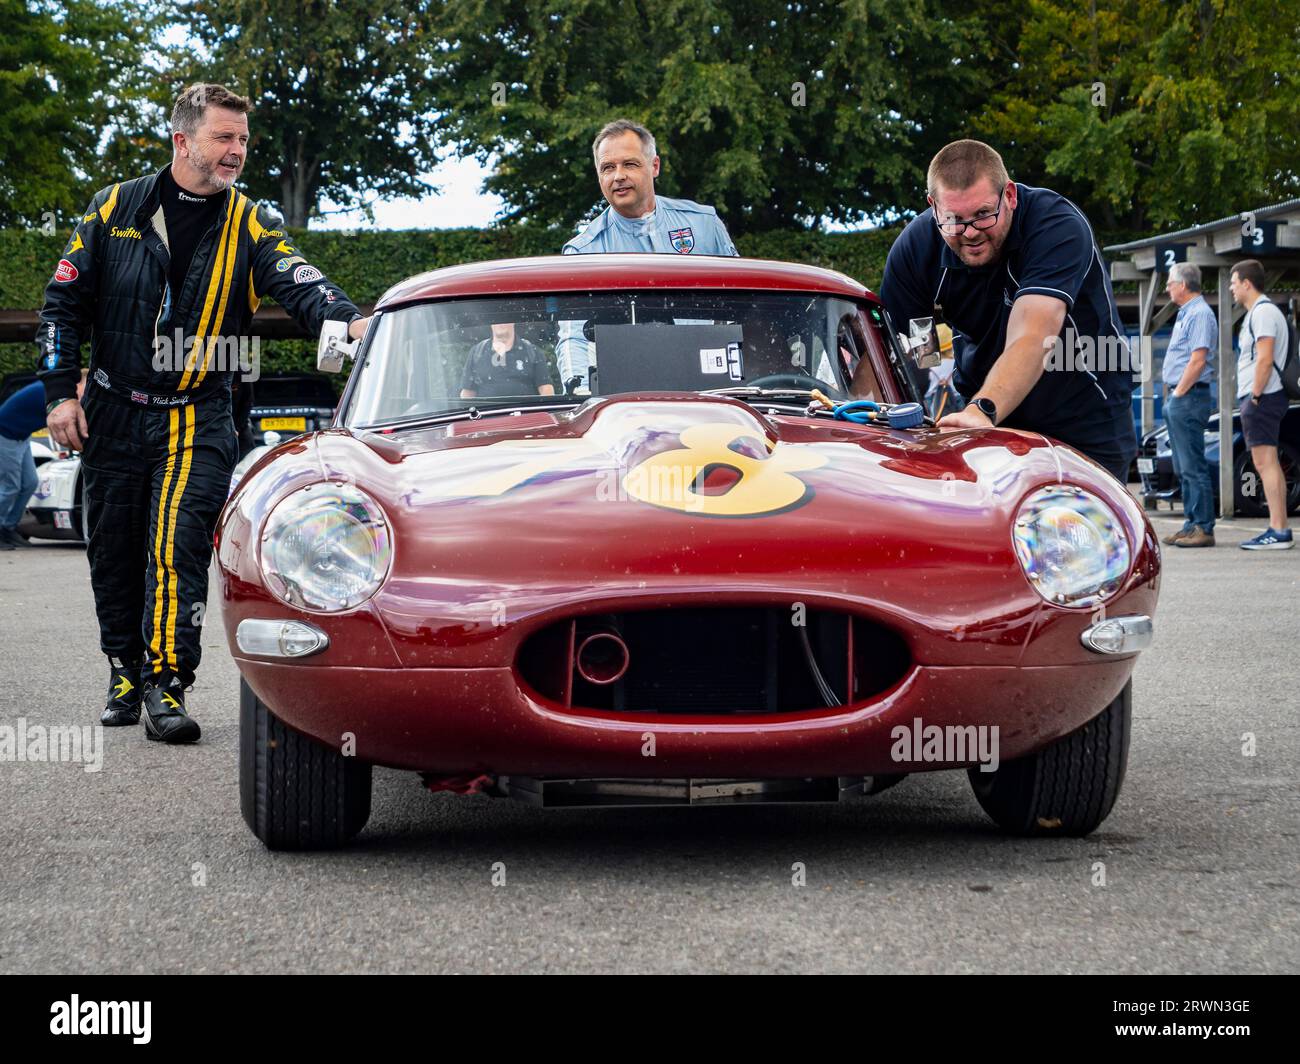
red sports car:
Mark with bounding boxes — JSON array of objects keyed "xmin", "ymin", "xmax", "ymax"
[{"xmin": 217, "ymin": 254, "xmax": 1159, "ymax": 849}]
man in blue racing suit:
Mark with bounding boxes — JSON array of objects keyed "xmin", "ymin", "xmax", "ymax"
[{"xmin": 555, "ymin": 119, "xmax": 739, "ymax": 389}]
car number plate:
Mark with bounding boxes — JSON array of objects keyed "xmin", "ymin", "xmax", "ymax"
[
  {"xmin": 53, "ymin": 511, "xmax": 72, "ymax": 529},
  {"xmin": 261, "ymin": 417, "xmax": 306, "ymax": 432},
  {"xmin": 1137, "ymin": 458, "xmax": 1155, "ymax": 474}
]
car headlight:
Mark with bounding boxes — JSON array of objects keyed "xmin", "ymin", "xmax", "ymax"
[
  {"xmin": 260, "ymin": 483, "xmax": 392, "ymax": 612},
  {"xmin": 1012, "ymin": 486, "xmax": 1130, "ymax": 607}
]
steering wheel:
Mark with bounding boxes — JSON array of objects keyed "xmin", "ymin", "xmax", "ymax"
[{"xmin": 745, "ymin": 372, "xmax": 825, "ymax": 390}]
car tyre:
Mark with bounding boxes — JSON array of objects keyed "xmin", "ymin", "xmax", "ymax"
[
  {"xmin": 967, "ymin": 680, "xmax": 1130, "ymax": 837},
  {"xmin": 239, "ymin": 677, "xmax": 372, "ymax": 850},
  {"xmin": 1233, "ymin": 442, "xmax": 1300, "ymax": 517}
]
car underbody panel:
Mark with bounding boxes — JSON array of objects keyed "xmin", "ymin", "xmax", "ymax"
[{"xmin": 494, "ymin": 775, "xmax": 893, "ymax": 807}]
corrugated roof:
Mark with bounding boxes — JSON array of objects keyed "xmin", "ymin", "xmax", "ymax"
[{"xmin": 1105, "ymin": 198, "xmax": 1300, "ymax": 253}]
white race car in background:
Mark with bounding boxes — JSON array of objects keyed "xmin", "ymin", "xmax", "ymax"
[
  {"xmin": 6, "ymin": 368, "xmax": 320, "ymax": 544},
  {"xmin": 16, "ymin": 430, "xmax": 283, "ymax": 545},
  {"xmin": 18, "ymin": 431, "xmax": 86, "ymax": 543},
  {"xmin": 228, "ymin": 430, "xmax": 280, "ymax": 497}
]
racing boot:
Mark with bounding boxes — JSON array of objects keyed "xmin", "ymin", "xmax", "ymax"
[
  {"xmin": 142, "ymin": 673, "xmax": 201, "ymax": 744},
  {"xmin": 101, "ymin": 657, "xmax": 142, "ymax": 726}
]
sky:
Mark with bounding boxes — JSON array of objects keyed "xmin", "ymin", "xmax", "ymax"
[
  {"xmin": 315, "ymin": 154, "xmax": 505, "ymax": 231},
  {"xmin": 153, "ymin": 22, "xmax": 506, "ymax": 231},
  {"xmin": 312, "ymin": 152, "xmax": 872, "ymax": 232}
]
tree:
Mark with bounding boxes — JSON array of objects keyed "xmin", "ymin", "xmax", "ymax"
[
  {"xmin": 971, "ymin": 0, "xmax": 1300, "ymax": 236},
  {"xmin": 0, "ymin": 0, "xmax": 165, "ymax": 228},
  {"xmin": 429, "ymin": 0, "xmax": 988, "ymax": 233},
  {"xmin": 178, "ymin": 0, "xmax": 444, "ymax": 227}
]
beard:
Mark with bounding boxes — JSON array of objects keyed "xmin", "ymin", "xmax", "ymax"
[
  {"xmin": 950, "ymin": 225, "xmax": 1009, "ymax": 267},
  {"xmin": 190, "ymin": 148, "xmax": 242, "ymax": 192}
]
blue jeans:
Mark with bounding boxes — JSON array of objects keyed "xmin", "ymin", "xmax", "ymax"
[
  {"xmin": 1165, "ymin": 385, "xmax": 1214, "ymax": 533},
  {"xmin": 0, "ymin": 433, "xmax": 38, "ymax": 530}
]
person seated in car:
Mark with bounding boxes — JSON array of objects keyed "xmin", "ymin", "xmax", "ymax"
[{"xmin": 460, "ymin": 323, "xmax": 556, "ymax": 399}]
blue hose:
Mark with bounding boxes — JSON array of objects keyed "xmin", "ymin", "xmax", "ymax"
[
  {"xmin": 831, "ymin": 400, "xmax": 881, "ymax": 425},
  {"xmin": 831, "ymin": 400, "xmax": 925, "ymax": 429}
]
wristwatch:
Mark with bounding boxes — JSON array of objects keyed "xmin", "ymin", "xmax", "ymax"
[{"xmin": 972, "ymin": 396, "xmax": 998, "ymax": 424}]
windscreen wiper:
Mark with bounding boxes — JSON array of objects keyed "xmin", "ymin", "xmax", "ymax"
[
  {"xmin": 701, "ymin": 386, "xmax": 833, "ymax": 413},
  {"xmin": 365, "ymin": 399, "xmax": 586, "ymax": 432},
  {"xmin": 701, "ymin": 386, "xmax": 822, "ymax": 400}
]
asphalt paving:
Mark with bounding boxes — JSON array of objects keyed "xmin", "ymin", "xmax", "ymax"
[{"xmin": 1, "ymin": 503, "xmax": 1296, "ymax": 974}]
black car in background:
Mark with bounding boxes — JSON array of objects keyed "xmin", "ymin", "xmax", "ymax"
[
  {"xmin": 242, "ymin": 372, "xmax": 339, "ymax": 449},
  {"xmin": 1138, "ymin": 401, "xmax": 1300, "ymax": 518}
]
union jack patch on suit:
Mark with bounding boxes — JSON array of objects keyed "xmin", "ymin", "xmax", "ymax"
[{"xmin": 669, "ymin": 227, "xmax": 695, "ymax": 254}]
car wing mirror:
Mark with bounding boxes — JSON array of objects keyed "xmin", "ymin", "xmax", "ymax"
[
  {"xmin": 900, "ymin": 317, "xmax": 942, "ymax": 369},
  {"xmin": 317, "ymin": 319, "xmax": 359, "ymax": 373}
]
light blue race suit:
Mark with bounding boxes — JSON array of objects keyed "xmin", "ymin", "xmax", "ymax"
[{"xmin": 555, "ymin": 196, "xmax": 739, "ymax": 387}]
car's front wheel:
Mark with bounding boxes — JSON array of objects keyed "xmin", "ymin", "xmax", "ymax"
[
  {"xmin": 1233, "ymin": 441, "xmax": 1300, "ymax": 517},
  {"xmin": 239, "ymin": 678, "xmax": 372, "ymax": 850},
  {"xmin": 968, "ymin": 680, "xmax": 1130, "ymax": 836}
]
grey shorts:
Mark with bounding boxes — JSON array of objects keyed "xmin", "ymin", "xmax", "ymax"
[{"xmin": 1241, "ymin": 391, "xmax": 1289, "ymax": 448}]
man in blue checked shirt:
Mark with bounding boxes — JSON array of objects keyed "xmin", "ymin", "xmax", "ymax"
[
  {"xmin": 1160, "ymin": 262, "xmax": 1219, "ymax": 548},
  {"xmin": 556, "ymin": 119, "xmax": 739, "ymax": 389}
]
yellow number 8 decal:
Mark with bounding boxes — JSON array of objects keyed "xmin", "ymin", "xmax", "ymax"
[{"xmin": 624, "ymin": 423, "xmax": 827, "ymax": 517}]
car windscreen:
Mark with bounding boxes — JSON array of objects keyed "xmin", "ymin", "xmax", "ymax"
[{"xmin": 344, "ymin": 291, "xmax": 874, "ymax": 428}]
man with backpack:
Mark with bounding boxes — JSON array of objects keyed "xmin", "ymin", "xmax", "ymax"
[{"xmin": 1231, "ymin": 259, "xmax": 1294, "ymax": 550}]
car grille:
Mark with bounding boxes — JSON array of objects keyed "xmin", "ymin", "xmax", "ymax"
[{"xmin": 517, "ymin": 605, "xmax": 910, "ymax": 715}]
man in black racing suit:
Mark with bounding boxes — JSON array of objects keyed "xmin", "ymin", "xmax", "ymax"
[{"xmin": 38, "ymin": 83, "xmax": 368, "ymax": 743}]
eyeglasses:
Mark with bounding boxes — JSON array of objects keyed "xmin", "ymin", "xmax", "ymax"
[{"xmin": 934, "ymin": 188, "xmax": 1006, "ymax": 236}]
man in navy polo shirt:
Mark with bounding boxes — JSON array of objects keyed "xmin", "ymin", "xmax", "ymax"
[{"xmin": 881, "ymin": 139, "xmax": 1136, "ymax": 479}]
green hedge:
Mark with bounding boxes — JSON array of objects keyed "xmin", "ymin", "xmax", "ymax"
[{"xmin": 0, "ymin": 224, "xmax": 900, "ymax": 380}]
